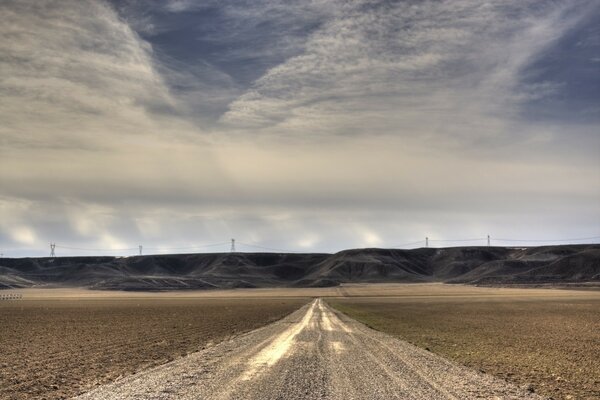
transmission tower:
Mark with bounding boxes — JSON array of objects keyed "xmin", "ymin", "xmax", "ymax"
[
  {"xmin": 487, "ymin": 235, "xmax": 491, "ymax": 247},
  {"xmin": 230, "ymin": 238, "xmax": 236, "ymax": 253},
  {"xmin": 425, "ymin": 237, "xmax": 429, "ymax": 248},
  {"xmin": 50, "ymin": 243, "xmax": 56, "ymax": 257}
]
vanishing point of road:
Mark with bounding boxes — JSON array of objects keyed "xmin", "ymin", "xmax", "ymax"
[{"xmin": 77, "ymin": 299, "xmax": 539, "ymax": 399}]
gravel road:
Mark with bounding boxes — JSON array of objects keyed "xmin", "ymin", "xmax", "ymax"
[{"xmin": 76, "ymin": 299, "xmax": 540, "ymax": 399}]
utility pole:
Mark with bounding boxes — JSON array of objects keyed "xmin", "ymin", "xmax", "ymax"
[
  {"xmin": 425, "ymin": 237, "xmax": 429, "ymax": 248},
  {"xmin": 230, "ymin": 238, "xmax": 236, "ymax": 253},
  {"xmin": 487, "ymin": 235, "xmax": 490, "ymax": 247},
  {"xmin": 139, "ymin": 245, "xmax": 143, "ymax": 256},
  {"xmin": 50, "ymin": 243, "xmax": 56, "ymax": 257}
]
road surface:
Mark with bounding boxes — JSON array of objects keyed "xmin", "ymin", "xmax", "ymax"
[{"xmin": 77, "ymin": 299, "xmax": 539, "ymax": 399}]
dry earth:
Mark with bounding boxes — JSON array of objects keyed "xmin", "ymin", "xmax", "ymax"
[
  {"xmin": 0, "ymin": 295, "xmax": 308, "ymax": 399},
  {"xmin": 330, "ymin": 293, "xmax": 600, "ymax": 399},
  {"xmin": 12, "ymin": 282, "xmax": 595, "ymax": 299},
  {"xmin": 77, "ymin": 299, "xmax": 540, "ymax": 400},
  {"xmin": 1, "ymin": 284, "xmax": 598, "ymax": 399}
]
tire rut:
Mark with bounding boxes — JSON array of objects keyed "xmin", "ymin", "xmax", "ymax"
[{"xmin": 76, "ymin": 299, "xmax": 542, "ymax": 400}]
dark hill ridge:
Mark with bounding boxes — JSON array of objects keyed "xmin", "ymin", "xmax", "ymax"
[{"xmin": 0, "ymin": 244, "xmax": 599, "ymax": 290}]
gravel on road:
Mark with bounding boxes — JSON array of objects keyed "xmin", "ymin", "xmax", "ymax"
[{"xmin": 76, "ymin": 299, "xmax": 541, "ymax": 400}]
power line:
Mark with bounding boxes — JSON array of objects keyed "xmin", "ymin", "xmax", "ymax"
[
  {"xmin": 389, "ymin": 235, "xmax": 600, "ymax": 249},
  {"xmin": 493, "ymin": 236, "xmax": 600, "ymax": 243},
  {"xmin": 54, "ymin": 245, "xmax": 138, "ymax": 251},
  {"xmin": 236, "ymin": 242, "xmax": 302, "ymax": 253},
  {"xmin": 429, "ymin": 238, "xmax": 486, "ymax": 242},
  {"xmin": 2, "ymin": 235, "xmax": 599, "ymax": 258},
  {"xmin": 391, "ymin": 239, "xmax": 425, "ymax": 248},
  {"xmin": 144, "ymin": 242, "xmax": 229, "ymax": 251}
]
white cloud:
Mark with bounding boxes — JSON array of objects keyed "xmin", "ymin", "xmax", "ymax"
[
  {"xmin": 11, "ymin": 226, "xmax": 37, "ymax": 245},
  {"xmin": 0, "ymin": 0, "xmax": 598, "ymax": 255},
  {"xmin": 361, "ymin": 230, "xmax": 382, "ymax": 248},
  {"xmin": 0, "ymin": 0, "xmax": 188, "ymax": 152},
  {"xmin": 220, "ymin": 0, "xmax": 592, "ymax": 147}
]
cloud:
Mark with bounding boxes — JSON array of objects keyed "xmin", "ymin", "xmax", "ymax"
[
  {"xmin": 220, "ymin": 1, "xmax": 594, "ymax": 145},
  {"xmin": 164, "ymin": 0, "xmax": 198, "ymax": 13},
  {"xmin": 0, "ymin": 0, "xmax": 598, "ymax": 255},
  {"xmin": 0, "ymin": 0, "xmax": 189, "ymax": 151},
  {"xmin": 11, "ymin": 226, "xmax": 37, "ymax": 245}
]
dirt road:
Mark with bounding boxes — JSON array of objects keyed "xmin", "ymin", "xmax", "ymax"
[{"xmin": 76, "ymin": 299, "xmax": 540, "ymax": 399}]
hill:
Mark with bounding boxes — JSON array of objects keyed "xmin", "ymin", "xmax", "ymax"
[{"xmin": 0, "ymin": 245, "xmax": 599, "ymax": 290}]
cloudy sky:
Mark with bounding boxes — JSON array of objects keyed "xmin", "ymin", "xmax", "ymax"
[{"xmin": 1, "ymin": 0, "xmax": 599, "ymax": 256}]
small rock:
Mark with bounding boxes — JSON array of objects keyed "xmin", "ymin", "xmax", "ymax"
[{"xmin": 525, "ymin": 384, "xmax": 535, "ymax": 393}]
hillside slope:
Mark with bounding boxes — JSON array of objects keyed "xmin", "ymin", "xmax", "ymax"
[{"xmin": 0, "ymin": 245, "xmax": 598, "ymax": 290}]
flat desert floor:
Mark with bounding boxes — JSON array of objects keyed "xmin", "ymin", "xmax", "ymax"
[{"xmin": 1, "ymin": 283, "xmax": 598, "ymax": 399}]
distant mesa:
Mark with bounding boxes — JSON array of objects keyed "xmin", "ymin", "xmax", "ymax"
[{"xmin": 0, "ymin": 245, "xmax": 599, "ymax": 291}]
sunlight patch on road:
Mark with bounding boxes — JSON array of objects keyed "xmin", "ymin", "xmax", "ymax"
[
  {"xmin": 331, "ymin": 341, "xmax": 346, "ymax": 354},
  {"xmin": 241, "ymin": 300, "xmax": 317, "ymax": 380},
  {"xmin": 319, "ymin": 300, "xmax": 335, "ymax": 331},
  {"xmin": 325, "ymin": 302, "xmax": 354, "ymax": 334}
]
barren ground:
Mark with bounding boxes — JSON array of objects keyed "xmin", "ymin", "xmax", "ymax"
[
  {"xmin": 77, "ymin": 299, "xmax": 540, "ymax": 400},
  {"xmin": 0, "ymin": 295, "xmax": 308, "ymax": 399},
  {"xmin": 330, "ymin": 294, "xmax": 600, "ymax": 399},
  {"xmin": 1, "ymin": 284, "xmax": 598, "ymax": 399}
]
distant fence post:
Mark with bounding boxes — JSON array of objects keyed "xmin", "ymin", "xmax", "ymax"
[{"xmin": 0, "ymin": 293, "xmax": 23, "ymax": 301}]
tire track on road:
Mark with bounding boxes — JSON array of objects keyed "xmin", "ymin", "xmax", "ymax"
[{"xmin": 76, "ymin": 299, "xmax": 542, "ymax": 400}]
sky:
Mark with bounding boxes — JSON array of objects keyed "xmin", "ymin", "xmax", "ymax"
[{"xmin": 0, "ymin": 0, "xmax": 599, "ymax": 257}]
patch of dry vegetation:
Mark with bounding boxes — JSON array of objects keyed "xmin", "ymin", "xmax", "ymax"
[
  {"xmin": 0, "ymin": 297, "xmax": 308, "ymax": 399},
  {"xmin": 329, "ymin": 296, "xmax": 600, "ymax": 400}
]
